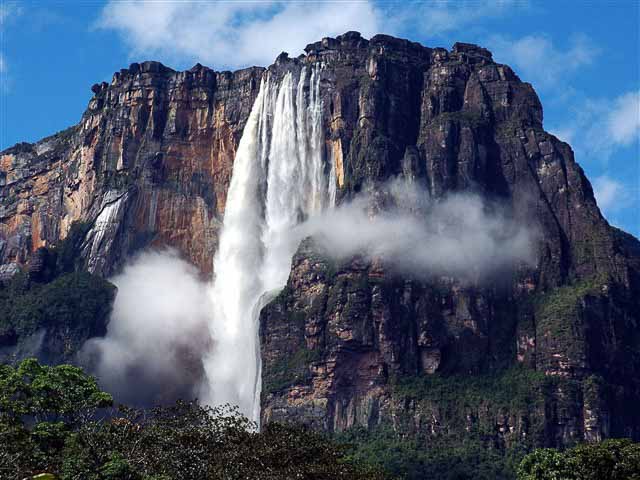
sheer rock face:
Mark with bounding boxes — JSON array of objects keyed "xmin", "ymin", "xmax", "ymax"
[
  {"xmin": 257, "ymin": 33, "xmax": 640, "ymax": 447},
  {"xmin": 0, "ymin": 61, "xmax": 264, "ymax": 277},
  {"xmin": 1, "ymin": 32, "xmax": 639, "ymax": 448}
]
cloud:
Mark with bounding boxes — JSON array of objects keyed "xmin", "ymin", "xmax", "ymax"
[
  {"xmin": 550, "ymin": 90, "xmax": 640, "ymax": 161},
  {"xmin": 97, "ymin": 1, "xmax": 381, "ymax": 69},
  {"xmin": 0, "ymin": 3, "xmax": 17, "ymax": 77},
  {"xmin": 0, "ymin": 4, "xmax": 11, "ymax": 24},
  {"xmin": 388, "ymin": 0, "xmax": 526, "ymax": 39},
  {"xmin": 81, "ymin": 249, "xmax": 212, "ymax": 406},
  {"xmin": 606, "ymin": 91, "xmax": 640, "ymax": 146},
  {"xmin": 487, "ymin": 33, "xmax": 599, "ymax": 89},
  {"xmin": 593, "ymin": 175, "xmax": 633, "ymax": 215},
  {"xmin": 97, "ymin": 0, "xmax": 530, "ymax": 69},
  {"xmin": 293, "ymin": 179, "xmax": 538, "ymax": 281},
  {"xmin": 0, "ymin": 3, "xmax": 24, "ymax": 93}
]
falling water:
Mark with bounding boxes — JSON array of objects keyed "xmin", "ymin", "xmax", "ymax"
[{"xmin": 203, "ymin": 65, "xmax": 334, "ymax": 424}]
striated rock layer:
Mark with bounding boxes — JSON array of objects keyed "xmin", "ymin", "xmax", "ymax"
[
  {"xmin": 1, "ymin": 61, "xmax": 263, "ymax": 277},
  {"xmin": 2, "ymin": 32, "xmax": 639, "ymax": 453}
]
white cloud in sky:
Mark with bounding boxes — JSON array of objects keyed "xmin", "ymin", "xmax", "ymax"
[
  {"xmin": 487, "ymin": 33, "xmax": 600, "ymax": 89},
  {"xmin": 0, "ymin": 4, "xmax": 11, "ymax": 23},
  {"xmin": 0, "ymin": 3, "xmax": 20, "ymax": 86},
  {"xmin": 593, "ymin": 175, "xmax": 627, "ymax": 212},
  {"xmin": 550, "ymin": 90, "xmax": 640, "ymax": 161},
  {"xmin": 93, "ymin": 1, "xmax": 638, "ymax": 232},
  {"xmin": 388, "ymin": 0, "xmax": 526, "ymax": 38},
  {"xmin": 485, "ymin": 32, "xmax": 636, "ymax": 231},
  {"xmin": 1, "ymin": 4, "xmax": 11, "ymax": 74},
  {"xmin": 98, "ymin": 1, "xmax": 381, "ymax": 69},
  {"xmin": 97, "ymin": 0, "xmax": 530, "ymax": 69},
  {"xmin": 607, "ymin": 91, "xmax": 640, "ymax": 146}
]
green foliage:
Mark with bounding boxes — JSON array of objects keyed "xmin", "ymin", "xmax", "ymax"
[
  {"xmin": 0, "ymin": 271, "xmax": 116, "ymax": 340},
  {"xmin": 341, "ymin": 426, "xmax": 640, "ymax": 480},
  {"xmin": 393, "ymin": 367, "xmax": 555, "ymax": 439},
  {"xmin": 434, "ymin": 110, "xmax": 487, "ymax": 129},
  {"xmin": 263, "ymin": 346, "xmax": 321, "ymax": 395},
  {"xmin": 337, "ymin": 426, "xmax": 516, "ymax": 480},
  {"xmin": 0, "ymin": 359, "xmax": 384, "ymax": 480},
  {"xmin": 342, "ymin": 367, "xmax": 583, "ymax": 479},
  {"xmin": 0, "ymin": 359, "xmax": 113, "ymax": 479},
  {"xmin": 395, "ymin": 366, "xmax": 548, "ymax": 403},
  {"xmin": 518, "ymin": 439, "xmax": 640, "ymax": 480},
  {"xmin": 534, "ymin": 277, "xmax": 605, "ymax": 337},
  {"xmin": 533, "ymin": 276, "xmax": 609, "ymax": 372},
  {"xmin": 0, "ymin": 220, "xmax": 115, "ymax": 356},
  {"xmin": 0, "ymin": 358, "xmax": 113, "ymax": 420},
  {"xmin": 518, "ymin": 448, "xmax": 573, "ymax": 480},
  {"xmin": 98, "ymin": 453, "xmax": 139, "ymax": 480},
  {"xmin": 325, "ymin": 272, "xmax": 371, "ymax": 325}
]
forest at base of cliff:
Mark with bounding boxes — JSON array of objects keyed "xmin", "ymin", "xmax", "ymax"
[
  {"xmin": 0, "ymin": 221, "xmax": 639, "ymax": 479},
  {"xmin": 2, "ymin": 358, "xmax": 638, "ymax": 480}
]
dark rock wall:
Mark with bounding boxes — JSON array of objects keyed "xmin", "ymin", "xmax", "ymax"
[{"xmin": 258, "ymin": 33, "xmax": 640, "ymax": 449}]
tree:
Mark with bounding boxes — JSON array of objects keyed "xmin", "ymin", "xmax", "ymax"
[
  {"xmin": 0, "ymin": 358, "xmax": 112, "ymax": 479},
  {"xmin": 61, "ymin": 401, "xmax": 386, "ymax": 480},
  {"xmin": 0, "ymin": 359, "xmax": 386, "ymax": 480},
  {"xmin": 517, "ymin": 448, "xmax": 574, "ymax": 480},
  {"xmin": 518, "ymin": 439, "xmax": 640, "ymax": 480}
]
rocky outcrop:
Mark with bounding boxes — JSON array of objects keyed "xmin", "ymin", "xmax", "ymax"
[
  {"xmin": 1, "ymin": 31, "xmax": 639, "ymax": 458},
  {"xmin": 1, "ymin": 62, "xmax": 263, "ymax": 277}
]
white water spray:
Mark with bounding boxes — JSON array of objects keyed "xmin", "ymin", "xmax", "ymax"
[{"xmin": 203, "ymin": 65, "xmax": 334, "ymax": 424}]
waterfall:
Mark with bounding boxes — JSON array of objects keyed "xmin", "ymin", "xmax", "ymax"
[{"xmin": 203, "ymin": 65, "xmax": 333, "ymax": 424}]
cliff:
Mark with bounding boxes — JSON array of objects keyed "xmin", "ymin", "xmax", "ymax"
[
  {"xmin": 1, "ymin": 31, "xmax": 639, "ymax": 473},
  {"xmin": 0, "ymin": 61, "xmax": 263, "ymax": 278},
  {"xmin": 254, "ymin": 33, "xmax": 640, "ymax": 452}
]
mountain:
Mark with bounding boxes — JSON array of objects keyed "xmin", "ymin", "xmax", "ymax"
[{"xmin": 1, "ymin": 31, "xmax": 639, "ymax": 474}]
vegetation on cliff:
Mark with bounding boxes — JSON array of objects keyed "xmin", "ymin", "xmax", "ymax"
[
  {"xmin": 334, "ymin": 367, "xmax": 557, "ymax": 479},
  {"xmin": 337, "ymin": 426, "xmax": 640, "ymax": 480},
  {"xmin": 0, "ymin": 223, "xmax": 116, "ymax": 364},
  {"xmin": 0, "ymin": 272, "xmax": 115, "ymax": 343}
]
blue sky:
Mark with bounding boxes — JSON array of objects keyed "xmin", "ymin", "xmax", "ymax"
[{"xmin": 0, "ymin": 0, "xmax": 638, "ymax": 236}]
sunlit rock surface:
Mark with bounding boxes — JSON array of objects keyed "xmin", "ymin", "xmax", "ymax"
[{"xmin": 0, "ymin": 62, "xmax": 263, "ymax": 277}]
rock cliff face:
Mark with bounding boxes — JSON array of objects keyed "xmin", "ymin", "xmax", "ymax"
[
  {"xmin": 256, "ymin": 33, "xmax": 640, "ymax": 450},
  {"xmin": 1, "ymin": 32, "xmax": 639, "ymax": 456},
  {"xmin": 1, "ymin": 61, "xmax": 263, "ymax": 278}
]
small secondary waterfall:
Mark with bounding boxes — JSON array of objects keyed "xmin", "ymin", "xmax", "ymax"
[{"xmin": 203, "ymin": 65, "xmax": 334, "ymax": 424}]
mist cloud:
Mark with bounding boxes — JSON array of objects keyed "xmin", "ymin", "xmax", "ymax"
[
  {"xmin": 81, "ymin": 250, "xmax": 211, "ymax": 405},
  {"xmin": 293, "ymin": 180, "xmax": 538, "ymax": 281}
]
